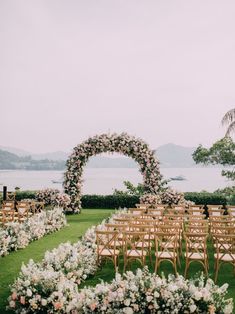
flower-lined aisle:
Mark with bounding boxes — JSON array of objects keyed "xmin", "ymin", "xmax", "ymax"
[
  {"xmin": 0, "ymin": 208, "xmax": 67, "ymax": 257},
  {"xmin": 8, "ymin": 209, "xmax": 233, "ymax": 314}
]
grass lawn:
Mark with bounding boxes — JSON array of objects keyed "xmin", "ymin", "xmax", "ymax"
[
  {"xmin": 0, "ymin": 209, "xmax": 114, "ymax": 313},
  {"xmin": 0, "ymin": 209, "xmax": 234, "ymax": 313}
]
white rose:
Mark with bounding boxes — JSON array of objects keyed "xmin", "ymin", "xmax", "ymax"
[
  {"xmin": 124, "ymin": 299, "xmax": 131, "ymax": 306},
  {"xmin": 146, "ymin": 295, "xmax": 153, "ymax": 302},
  {"xmin": 123, "ymin": 307, "xmax": 133, "ymax": 314},
  {"xmin": 26, "ymin": 289, "xmax": 32, "ymax": 297},
  {"xmin": 189, "ymin": 304, "xmax": 197, "ymax": 313},
  {"xmin": 41, "ymin": 299, "xmax": 47, "ymax": 306}
]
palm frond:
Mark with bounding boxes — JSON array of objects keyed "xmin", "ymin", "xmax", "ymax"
[
  {"xmin": 225, "ymin": 121, "xmax": 235, "ymax": 137},
  {"xmin": 222, "ymin": 108, "xmax": 235, "ymax": 126}
]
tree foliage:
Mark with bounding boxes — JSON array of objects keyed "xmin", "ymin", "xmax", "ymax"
[{"xmin": 193, "ymin": 137, "xmax": 235, "ymax": 180}]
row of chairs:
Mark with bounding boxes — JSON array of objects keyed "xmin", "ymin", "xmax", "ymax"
[
  {"xmin": 131, "ymin": 204, "xmax": 235, "ymax": 218},
  {"xmin": 0, "ymin": 200, "xmax": 44, "ymax": 225},
  {"xmin": 96, "ymin": 210, "xmax": 235, "ymax": 282}
]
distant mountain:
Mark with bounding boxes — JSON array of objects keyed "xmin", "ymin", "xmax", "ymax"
[
  {"xmin": 0, "ymin": 149, "xmax": 65, "ymax": 170},
  {"xmin": 0, "ymin": 146, "xmax": 31, "ymax": 157},
  {"xmin": 0, "ymin": 143, "xmax": 198, "ymax": 169},
  {"xmin": 32, "ymin": 151, "xmax": 69, "ymax": 161}
]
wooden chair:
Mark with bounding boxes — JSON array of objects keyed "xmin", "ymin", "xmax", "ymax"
[
  {"xmin": 184, "ymin": 233, "xmax": 208, "ymax": 277},
  {"xmin": 0, "ymin": 209, "xmax": 15, "ymax": 225},
  {"xmin": 207, "ymin": 205, "xmax": 223, "ymax": 217},
  {"xmin": 6, "ymin": 192, "xmax": 16, "ymax": 201},
  {"xmin": 95, "ymin": 230, "xmax": 120, "ymax": 270},
  {"xmin": 16, "ymin": 203, "xmax": 30, "ymax": 222},
  {"xmin": 123, "ymin": 231, "xmax": 148, "ymax": 271},
  {"xmin": 170, "ymin": 205, "xmax": 185, "ymax": 215},
  {"xmin": 227, "ymin": 205, "xmax": 235, "ymax": 218},
  {"xmin": 154, "ymin": 231, "xmax": 178, "ymax": 274},
  {"xmin": 2, "ymin": 201, "xmax": 15, "ymax": 209},
  {"xmin": 34, "ymin": 201, "xmax": 44, "ymax": 213},
  {"xmin": 214, "ymin": 234, "xmax": 235, "ymax": 283}
]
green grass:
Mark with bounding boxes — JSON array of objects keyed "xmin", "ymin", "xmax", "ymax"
[
  {"xmin": 0, "ymin": 209, "xmax": 235, "ymax": 313},
  {"xmin": 0, "ymin": 209, "xmax": 114, "ymax": 313}
]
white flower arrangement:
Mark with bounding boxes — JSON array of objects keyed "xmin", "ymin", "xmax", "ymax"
[
  {"xmin": 36, "ymin": 189, "xmax": 71, "ymax": 209},
  {"xmin": 139, "ymin": 194, "xmax": 162, "ymax": 206},
  {"xmin": 0, "ymin": 208, "xmax": 67, "ymax": 257},
  {"xmin": 63, "ymin": 133, "xmax": 163, "ymax": 211},
  {"xmin": 7, "ymin": 209, "xmax": 233, "ymax": 313}
]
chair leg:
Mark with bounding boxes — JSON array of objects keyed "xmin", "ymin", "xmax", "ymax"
[{"xmin": 184, "ymin": 260, "xmax": 189, "ymax": 278}]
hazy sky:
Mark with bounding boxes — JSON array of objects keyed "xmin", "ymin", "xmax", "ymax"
[{"xmin": 0, "ymin": 0, "xmax": 234, "ymax": 153}]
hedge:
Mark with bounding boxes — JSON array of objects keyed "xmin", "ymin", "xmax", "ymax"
[
  {"xmin": 184, "ymin": 192, "xmax": 227, "ymax": 206},
  {"xmin": 1, "ymin": 191, "xmax": 232, "ymax": 208},
  {"xmin": 81, "ymin": 194, "xmax": 139, "ymax": 209}
]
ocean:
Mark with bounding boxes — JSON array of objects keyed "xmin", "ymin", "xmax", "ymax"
[{"xmin": 0, "ymin": 167, "xmax": 232, "ymax": 194}]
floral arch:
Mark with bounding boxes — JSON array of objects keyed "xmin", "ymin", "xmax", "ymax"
[{"xmin": 63, "ymin": 133, "xmax": 163, "ymax": 211}]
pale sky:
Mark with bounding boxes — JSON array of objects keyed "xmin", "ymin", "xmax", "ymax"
[{"xmin": 0, "ymin": 0, "xmax": 234, "ymax": 153}]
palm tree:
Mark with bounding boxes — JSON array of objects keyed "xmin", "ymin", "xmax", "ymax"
[{"xmin": 222, "ymin": 108, "xmax": 235, "ymax": 136}]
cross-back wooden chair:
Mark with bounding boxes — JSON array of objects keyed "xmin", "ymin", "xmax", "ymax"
[
  {"xmin": 184, "ymin": 233, "xmax": 208, "ymax": 277},
  {"xmin": 104, "ymin": 223, "xmax": 127, "ymax": 249},
  {"xmin": 187, "ymin": 208, "xmax": 205, "ymax": 216},
  {"xmin": 154, "ymin": 231, "xmax": 178, "ymax": 274},
  {"xmin": 16, "ymin": 204, "xmax": 30, "ymax": 223},
  {"xmin": 2, "ymin": 201, "xmax": 15, "ymax": 209},
  {"xmin": 34, "ymin": 201, "xmax": 44, "ymax": 213},
  {"xmin": 123, "ymin": 231, "xmax": 148, "ymax": 271},
  {"xmin": 95, "ymin": 230, "xmax": 120, "ymax": 270},
  {"xmin": 227, "ymin": 206, "xmax": 235, "ymax": 218},
  {"xmin": 0, "ymin": 209, "xmax": 15, "ymax": 225},
  {"xmin": 207, "ymin": 205, "xmax": 224, "ymax": 217},
  {"xmin": 6, "ymin": 192, "xmax": 16, "ymax": 201},
  {"xmin": 213, "ymin": 234, "xmax": 235, "ymax": 283}
]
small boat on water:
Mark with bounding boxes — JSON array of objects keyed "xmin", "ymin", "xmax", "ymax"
[
  {"xmin": 170, "ymin": 175, "xmax": 186, "ymax": 181},
  {"xmin": 52, "ymin": 180, "xmax": 63, "ymax": 184}
]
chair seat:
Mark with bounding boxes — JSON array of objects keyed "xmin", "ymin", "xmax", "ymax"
[
  {"xmin": 135, "ymin": 241, "xmax": 153, "ymax": 248},
  {"xmin": 214, "ymin": 253, "xmax": 235, "ymax": 262},
  {"xmin": 126, "ymin": 249, "xmax": 147, "ymax": 257},
  {"xmin": 98, "ymin": 248, "xmax": 120, "ymax": 256},
  {"xmin": 109, "ymin": 241, "xmax": 123, "ymax": 247},
  {"xmin": 156, "ymin": 252, "xmax": 175, "ymax": 259},
  {"xmin": 185, "ymin": 252, "xmax": 207, "ymax": 260}
]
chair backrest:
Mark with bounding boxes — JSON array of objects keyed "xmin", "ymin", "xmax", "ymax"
[
  {"xmin": 1, "ymin": 209, "xmax": 15, "ymax": 224},
  {"xmin": 227, "ymin": 206, "xmax": 235, "ymax": 217},
  {"xmin": 113, "ymin": 217, "xmax": 131, "ymax": 224},
  {"xmin": 211, "ymin": 226, "xmax": 235, "ymax": 236},
  {"xmin": 207, "ymin": 205, "xmax": 223, "ymax": 217},
  {"xmin": 186, "ymin": 225, "xmax": 208, "ymax": 234},
  {"xmin": 184, "ymin": 233, "xmax": 208, "ymax": 258},
  {"xmin": 135, "ymin": 204, "xmax": 149, "ymax": 209},
  {"xmin": 147, "ymin": 208, "xmax": 163, "ymax": 216},
  {"xmin": 129, "ymin": 208, "xmax": 145, "ymax": 215},
  {"xmin": 2, "ymin": 201, "xmax": 15, "ymax": 209},
  {"xmin": 214, "ymin": 234, "xmax": 235, "ymax": 263},
  {"xmin": 96, "ymin": 230, "xmax": 119, "ymax": 253},
  {"xmin": 189, "ymin": 205, "xmax": 204, "ymax": 211},
  {"xmin": 6, "ymin": 192, "xmax": 15, "ymax": 201},
  {"xmin": 187, "ymin": 209, "xmax": 204, "ymax": 216},
  {"xmin": 154, "ymin": 232, "xmax": 178, "ymax": 258},
  {"xmin": 123, "ymin": 231, "xmax": 148, "ymax": 256}
]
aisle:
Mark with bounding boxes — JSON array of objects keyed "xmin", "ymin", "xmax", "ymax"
[{"xmin": 0, "ymin": 209, "xmax": 113, "ymax": 312}]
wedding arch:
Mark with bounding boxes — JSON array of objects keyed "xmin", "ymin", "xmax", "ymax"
[{"xmin": 63, "ymin": 133, "xmax": 163, "ymax": 211}]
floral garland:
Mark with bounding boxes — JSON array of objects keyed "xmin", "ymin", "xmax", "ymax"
[
  {"xmin": 63, "ymin": 133, "xmax": 163, "ymax": 211},
  {"xmin": 0, "ymin": 208, "xmax": 67, "ymax": 257},
  {"xmin": 8, "ymin": 209, "xmax": 233, "ymax": 313},
  {"xmin": 140, "ymin": 188, "xmax": 195, "ymax": 208}
]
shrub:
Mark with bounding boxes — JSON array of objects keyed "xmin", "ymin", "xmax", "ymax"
[
  {"xmin": 81, "ymin": 195, "xmax": 139, "ymax": 209},
  {"xmin": 184, "ymin": 192, "xmax": 227, "ymax": 206}
]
